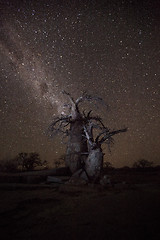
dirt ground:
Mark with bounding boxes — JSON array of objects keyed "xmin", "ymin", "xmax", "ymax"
[{"xmin": 0, "ymin": 172, "xmax": 160, "ymax": 240}]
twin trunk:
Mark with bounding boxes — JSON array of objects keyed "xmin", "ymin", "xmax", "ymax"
[{"xmin": 65, "ymin": 121, "xmax": 103, "ymax": 182}]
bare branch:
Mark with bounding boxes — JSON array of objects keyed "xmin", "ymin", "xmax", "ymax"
[
  {"xmin": 95, "ymin": 127, "xmax": 110, "ymax": 144},
  {"xmin": 62, "ymin": 90, "xmax": 81, "ymax": 119},
  {"xmin": 75, "ymin": 93, "xmax": 108, "ymax": 110},
  {"xmin": 48, "ymin": 116, "xmax": 71, "ymax": 137},
  {"xmin": 75, "ymin": 96, "xmax": 84, "ymax": 105},
  {"xmin": 87, "ymin": 110, "xmax": 92, "ymax": 118},
  {"xmin": 87, "ymin": 116, "xmax": 105, "ymax": 129},
  {"xmin": 102, "ymin": 136, "xmax": 115, "ymax": 153},
  {"xmin": 99, "ymin": 128, "xmax": 127, "ymax": 145},
  {"xmin": 82, "ymin": 110, "xmax": 87, "ymax": 118},
  {"xmin": 83, "ymin": 126, "xmax": 94, "ymax": 147},
  {"xmin": 62, "ymin": 90, "xmax": 76, "ymax": 105}
]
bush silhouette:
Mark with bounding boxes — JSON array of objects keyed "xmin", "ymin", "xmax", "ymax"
[
  {"xmin": 104, "ymin": 161, "xmax": 113, "ymax": 169},
  {"xmin": 16, "ymin": 152, "xmax": 46, "ymax": 171},
  {"xmin": 54, "ymin": 154, "xmax": 66, "ymax": 168},
  {"xmin": 133, "ymin": 159, "xmax": 153, "ymax": 169}
]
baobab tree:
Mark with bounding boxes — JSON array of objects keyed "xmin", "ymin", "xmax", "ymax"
[
  {"xmin": 49, "ymin": 91, "xmax": 107, "ymax": 174},
  {"xmin": 49, "ymin": 91, "xmax": 127, "ymax": 182},
  {"xmin": 83, "ymin": 123, "xmax": 127, "ymax": 182}
]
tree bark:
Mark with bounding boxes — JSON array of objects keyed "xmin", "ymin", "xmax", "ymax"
[
  {"xmin": 65, "ymin": 120, "xmax": 88, "ymax": 173},
  {"xmin": 85, "ymin": 147, "xmax": 103, "ymax": 182}
]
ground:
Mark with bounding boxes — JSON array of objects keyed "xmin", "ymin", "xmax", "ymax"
[{"xmin": 0, "ymin": 170, "xmax": 160, "ymax": 240}]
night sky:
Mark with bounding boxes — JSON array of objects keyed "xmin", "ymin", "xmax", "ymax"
[{"xmin": 0, "ymin": 0, "xmax": 160, "ymax": 167}]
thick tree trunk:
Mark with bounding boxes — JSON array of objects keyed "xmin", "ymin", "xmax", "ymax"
[
  {"xmin": 65, "ymin": 120, "xmax": 88, "ymax": 173},
  {"xmin": 85, "ymin": 147, "xmax": 103, "ymax": 182}
]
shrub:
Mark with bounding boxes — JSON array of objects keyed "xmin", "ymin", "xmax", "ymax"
[
  {"xmin": 104, "ymin": 161, "xmax": 113, "ymax": 169},
  {"xmin": 16, "ymin": 152, "xmax": 47, "ymax": 171},
  {"xmin": 54, "ymin": 154, "xmax": 66, "ymax": 168},
  {"xmin": 133, "ymin": 159, "xmax": 153, "ymax": 169}
]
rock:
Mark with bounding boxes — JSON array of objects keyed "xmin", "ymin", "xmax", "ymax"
[
  {"xmin": 67, "ymin": 168, "xmax": 89, "ymax": 185},
  {"xmin": 72, "ymin": 169, "xmax": 89, "ymax": 181},
  {"xmin": 47, "ymin": 176, "xmax": 63, "ymax": 184}
]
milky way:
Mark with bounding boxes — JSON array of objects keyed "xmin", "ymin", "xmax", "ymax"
[
  {"xmin": 0, "ymin": 22, "xmax": 66, "ymax": 114},
  {"xmin": 0, "ymin": 0, "xmax": 160, "ymax": 167}
]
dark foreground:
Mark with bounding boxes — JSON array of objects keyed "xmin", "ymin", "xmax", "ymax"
[{"xmin": 0, "ymin": 172, "xmax": 160, "ymax": 240}]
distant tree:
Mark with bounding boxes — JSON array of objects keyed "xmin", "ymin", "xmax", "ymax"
[
  {"xmin": 54, "ymin": 160, "xmax": 61, "ymax": 168},
  {"xmin": 104, "ymin": 161, "xmax": 113, "ymax": 169},
  {"xmin": 16, "ymin": 152, "xmax": 47, "ymax": 171},
  {"xmin": 54, "ymin": 154, "xmax": 66, "ymax": 168},
  {"xmin": 133, "ymin": 159, "xmax": 153, "ymax": 169}
]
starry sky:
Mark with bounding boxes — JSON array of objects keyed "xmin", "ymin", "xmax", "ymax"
[{"xmin": 0, "ymin": 0, "xmax": 160, "ymax": 167}]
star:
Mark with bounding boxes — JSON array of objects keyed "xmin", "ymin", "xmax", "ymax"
[{"xmin": 0, "ymin": 0, "xmax": 160, "ymax": 167}]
